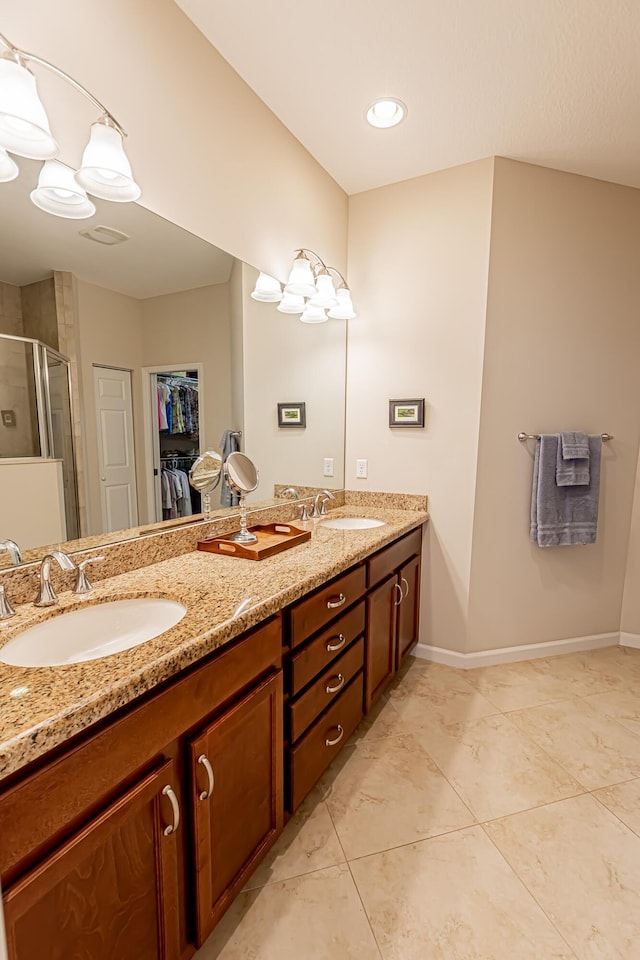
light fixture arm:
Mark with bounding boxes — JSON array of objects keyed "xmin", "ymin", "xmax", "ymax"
[
  {"xmin": 0, "ymin": 31, "xmax": 127, "ymax": 137},
  {"xmin": 326, "ymin": 265, "xmax": 350, "ymax": 290},
  {"xmin": 295, "ymin": 248, "xmax": 329, "ymax": 275}
]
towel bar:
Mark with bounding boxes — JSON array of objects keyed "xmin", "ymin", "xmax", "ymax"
[{"xmin": 518, "ymin": 432, "xmax": 613, "ymax": 442}]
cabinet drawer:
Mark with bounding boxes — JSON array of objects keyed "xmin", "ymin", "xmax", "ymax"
[
  {"xmin": 367, "ymin": 528, "xmax": 422, "ymax": 588},
  {"xmin": 289, "ymin": 566, "xmax": 366, "ymax": 649},
  {"xmin": 290, "ymin": 602, "xmax": 365, "ymax": 696},
  {"xmin": 289, "ymin": 638, "xmax": 364, "ymax": 743},
  {"xmin": 289, "ymin": 673, "xmax": 363, "ymax": 811}
]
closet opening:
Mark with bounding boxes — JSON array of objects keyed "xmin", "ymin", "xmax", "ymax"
[{"xmin": 143, "ymin": 363, "xmax": 205, "ymax": 524}]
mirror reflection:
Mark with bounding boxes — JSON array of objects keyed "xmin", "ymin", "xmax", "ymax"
[{"xmin": 0, "ymin": 159, "xmax": 347, "ymax": 568}]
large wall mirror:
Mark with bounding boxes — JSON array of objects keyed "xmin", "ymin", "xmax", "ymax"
[{"xmin": 0, "ymin": 158, "xmax": 347, "ymax": 569}]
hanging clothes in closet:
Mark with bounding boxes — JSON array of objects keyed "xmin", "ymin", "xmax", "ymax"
[
  {"xmin": 157, "ymin": 376, "xmax": 199, "ymax": 436},
  {"xmin": 160, "ymin": 463, "xmax": 193, "ymax": 519}
]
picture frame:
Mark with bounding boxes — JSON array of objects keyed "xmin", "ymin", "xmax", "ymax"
[
  {"xmin": 389, "ymin": 398, "xmax": 425, "ymax": 428},
  {"xmin": 277, "ymin": 402, "xmax": 306, "ymax": 428}
]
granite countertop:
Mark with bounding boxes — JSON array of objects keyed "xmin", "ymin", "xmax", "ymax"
[{"xmin": 0, "ymin": 505, "xmax": 427, "ymax": 783}]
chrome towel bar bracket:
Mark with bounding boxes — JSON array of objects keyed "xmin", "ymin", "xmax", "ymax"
[{"xmin": 518, "ymin": 432, "xmax": 613, "ymax": 443}]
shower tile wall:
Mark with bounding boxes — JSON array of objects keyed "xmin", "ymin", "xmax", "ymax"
[{"xmin": 0, "ymin": 281, "xmax": 38, "ymax": 458}]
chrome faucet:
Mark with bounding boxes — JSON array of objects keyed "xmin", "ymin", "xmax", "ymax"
[
  {"xmin": 0, "ymin": 584, "xmax": 15, "ymax": 620},
  {"xmin": 0, "ymin": 539, "xmax": 22, "ymax": 566},
  {"xmin": 35, "ymin": 550, "xmax": 76, "ymax": 607},
  {"xmin": 281, "ymin": 486, "xmax": 299, "ymax": 499},
  {"xmin": 312, "ymin": 489, "xmax": 335, "ymax": 518}
]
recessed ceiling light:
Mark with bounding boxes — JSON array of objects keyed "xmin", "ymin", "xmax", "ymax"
[{"xmin": 366, "ymin": 98, "xmax": 407, "ymax": 129}]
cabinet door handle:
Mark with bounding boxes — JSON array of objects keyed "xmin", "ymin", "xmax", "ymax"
[
  {"xmin": 326, "ymin": 633, "xmax": 346, "ymax": 652},
  {"xmin": 326, "ymin": 592, "xmax": 346, "ymax": 609},
  {"xmin": 401, "ymin": 576, "xmax": 409, "ymax": 599},
  {"xmin": 325, "ymin": 724, "xmax": 344, "ymax": 747},
  {"xmin": 162, "ymin": 784, "xmax": 180, "ymax": 836},
  {"xmin": 326, "ymin": 673, "xmax": 345, "ymax": 694},
  {"xmin": 197, "ymin": 753, "xmax": 215, "ymax": 801},
  {"xmin": 394, "ymin": 583, "xmax": 403, "ymax": 606}
]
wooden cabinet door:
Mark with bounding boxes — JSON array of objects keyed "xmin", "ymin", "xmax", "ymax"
[
  {"xmin": 365, "ymin": 575, "xmax": 398, "ymax": 710},
  {"xmin": 397, "ymin": 554, "xmax": 421, "ymax": 666},
  {"xmin": 190, "ymin": 671, "xmax": 283, "ymax": 945},
  {"xmin": 3, "ymin": 760, "xmax": 181, "ymax": 960}
]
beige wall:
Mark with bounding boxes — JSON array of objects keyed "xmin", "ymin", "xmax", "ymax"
[
  {"xmin": 74, "ymin": 278, "xmax": 145, "ymax": 534},
  {"xmin": 4, "ymin": 0, "xmax": 347, "ymax": 283},
  {"xmin": 0, "ymin": 282, "xmax": 23, "ymax": 337},
  {"xmin": 140, "ymin": 282, "xmax": 233, "ymax": 456},
  {"xmin": 467, "ymin": 159, "xmax": 640, "ymax": 651},
  {"xmin": 0, "ymin": 459, "xmax": 66, "ymax": 549},
  {"xmin": 621, "ymin": 450, "xmax": 640, "ymax": 637},
  {"xmin": 242, "ymin": 264, "xmax": 346, "ymax": 497},
  {"xmin": 347, "ymin": 160, "xmax": 495, "ymax": 653}
]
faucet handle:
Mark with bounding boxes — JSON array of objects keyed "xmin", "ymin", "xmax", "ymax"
[
  {"xmin": 299, "ymin": 503, "xmax": 311, "ymax": 521},
  {"xmin": 74, "ymin": 556, "xmax": 105, "ymax": 595},
  {"xmin": 0, "ymin": 584, "xmax": 15, "ymax": 620}
]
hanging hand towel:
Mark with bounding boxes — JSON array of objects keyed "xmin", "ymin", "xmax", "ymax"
[
  {"xmin": 556, "ymin": 431, "xmax": 590, "ymax": 486},
  {"xmin": 219, "ymin": 429, "xmax": 240, "ymax": 507},
  {"xmin": 530, "ymin": 434, "xmax": 602, "ymax": 546}
]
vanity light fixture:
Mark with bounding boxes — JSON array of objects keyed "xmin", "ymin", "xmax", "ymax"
[
  {"xmin": 0, "ymin": 145, "xmax": 18, "ymax": 182},
  {"xmin": 250, "ymin": 272, "xmax": 283, "ymax": 302},
  {"xmin": 366, "ymin": 98, "xmax": 406, "ymax": 129},
  {"xmin": 250, "ymin": 249, "xmax": 356, "ymax": 321},
  {"xmin": 0, "ymin": 31, "xmax": 140, "ymax": 218}
]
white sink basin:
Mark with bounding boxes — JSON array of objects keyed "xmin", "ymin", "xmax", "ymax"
[
  {"xmin": 321, "ymin": 517, "xmax": 386, "ymax": 530},
  {"xmin": 0, "ymin": 598, "xmax": 187, "ymax": 668}
]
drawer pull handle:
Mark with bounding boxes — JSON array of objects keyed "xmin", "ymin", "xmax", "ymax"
[
  {"xmin": 326, "ymin": 673, "xmax": 345, "ymax": 694},
  {"xmin": 325, "ymin": 724, "xmax": 344, "ymax": 747},
  {"xmin": 327, "ymin": 593, "xmax": 346, "ymax": 609},
  {"xmin": 162, "ymin": 785, "xmax": 180, "ymax": 836},
  {"xmin": 197, "ymin": 754, "xmax": 215, "ymax": 801},
  {"xmin": 326, "ymin": 633, "xmax": 346, "ymax": 652},
  {"xmin": 401, "ymin": 576, "xmax": 409, "ymax": 599},
  {"xmin": 394, "ymin": 583, "xmax": 403, "ymax": 607}
]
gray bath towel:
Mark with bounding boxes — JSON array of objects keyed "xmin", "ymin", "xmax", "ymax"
[
  {"xmin": 530, "ymin": 434, "xmax": 602, "ymax": 547},
  {"xmin": 556, "ymin": 431, "xmax": 590, "ymax": 486},
  {"xmin": 219, "ymin": 429, "xmax": 240, "ymax": 507}
]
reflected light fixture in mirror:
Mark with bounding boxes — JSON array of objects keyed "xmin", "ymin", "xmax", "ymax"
[
  {"xmin": 0, "ymin": 31, "xmax": 140, "ymax": 218},
  {"xmin": 250, "ymin": 248, "xmax": 356, "ymax": 322}
]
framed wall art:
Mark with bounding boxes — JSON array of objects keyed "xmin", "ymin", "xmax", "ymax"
[
  {"xmin": 277, "ymin": 402, "xmax": 306, "ymax": 427},
  {"xmin": 389, "ymin": 398, "xmax": 425, "ymax": 428}
]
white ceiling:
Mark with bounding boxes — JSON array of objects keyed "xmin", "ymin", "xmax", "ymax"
[
  {"xmin": 0, "ymin": 159, "xmax": 234, "ymax": 298},
  {"xmin": 176, "ymin": 0, "xmax": 640, "ymax": 195}
]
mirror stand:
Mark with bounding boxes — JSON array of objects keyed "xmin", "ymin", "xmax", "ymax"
[{"xmin": 229, "ymin": 492, "xmax": 257, "ymax": 544}]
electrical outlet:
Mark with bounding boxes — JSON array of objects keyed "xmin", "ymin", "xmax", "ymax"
[
  {"xmin": 356, "ymin": 458, "xmax": 368, "ymax": 479},
  {"xmin": 323, "ymin": 458, "xmax": 334, "ymax": 477}
]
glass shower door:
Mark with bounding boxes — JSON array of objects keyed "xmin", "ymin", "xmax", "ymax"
[{"xmin": 43, "ymin": 348, "xmax": 80, "ymax": 541}]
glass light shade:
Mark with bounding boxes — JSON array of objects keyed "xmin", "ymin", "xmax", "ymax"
[
  {"xmin": 309, "ymin": 272, "xmax": 337, "ymax": 308},
  {"xmin": 0, "ymin": 58, "xmax": 58, "ymax": 160},
  {"xmin": 31, "ymin": 160, "xmax": 96, "ymax": 219},
  {"xmin": 300, "ymin": 303, "xmax": 328, "ymax": 324},
  {"xmin": 284, "ymin": 256, "xmax": 316, "ymax": 297},
  {"xmin": 327, "ymin": 287, "xmax": 356, "ymax": 320},
  {"xmin": 366, "ymin": 98, "xmax": 406, "ymax": 129},
  {"xmin": 251, "ymin": 272, "xmax": 282, "ymax": 302},
  {"xmin": 277, "ymin": 291, "xmax": 306, "ymax": 314},
  {"xmin": 75, "ymin": 121, "xmax": 141, "ymax": 202},
  {"xmin": 0, "ymin": 147, "xmax": 19, "ymax": 182}
]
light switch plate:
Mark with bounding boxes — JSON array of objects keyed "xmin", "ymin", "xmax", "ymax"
[{"xmin": 1, "ymin": 410, "xmax": 16, "ymax": 427}]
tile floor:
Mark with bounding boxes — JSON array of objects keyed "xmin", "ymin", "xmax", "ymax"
[{"xmin": 196, "ymin": 645, "xmax": 640, "ymax": 960}]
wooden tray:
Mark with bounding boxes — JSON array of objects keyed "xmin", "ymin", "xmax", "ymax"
[{"xmin": 197, "ymin": 522, "xmax": 311, "ymax": 560}]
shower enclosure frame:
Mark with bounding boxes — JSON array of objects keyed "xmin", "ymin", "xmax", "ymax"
[{"xmin": 0, "ymin": 332, "xmax": 81, "ymax": 541}]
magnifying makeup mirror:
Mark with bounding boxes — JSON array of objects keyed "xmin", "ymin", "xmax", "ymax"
[
  {"xmin": 223, "ymin": 452, "xmax": 260, "ymax": 543},
  {"xmin": 189, "ymin": 451, "xmax": 223, "ymax": 520}
]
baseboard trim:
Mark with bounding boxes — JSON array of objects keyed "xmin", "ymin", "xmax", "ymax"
[
  {"xmin": 620, "ymin": 632, "xmax": 640, "ymax": 649},
  {"xmin": 414, "ymin": 632, "xmax": 620, "ymax": 669}
]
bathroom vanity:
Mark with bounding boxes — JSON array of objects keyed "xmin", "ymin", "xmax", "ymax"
[{"xmin": 0, "ymin": 507, "xmax": 425, "ymax": 959}]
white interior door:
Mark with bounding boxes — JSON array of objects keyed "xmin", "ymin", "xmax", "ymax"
[{"xmin": 93, "ymin": 366, "xmax": 139, "ymax": 533}]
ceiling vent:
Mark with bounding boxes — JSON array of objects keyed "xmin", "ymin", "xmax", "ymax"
[{"xmin": 79, "ymin": 225, "xmax": 130, "ymax": 245}]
